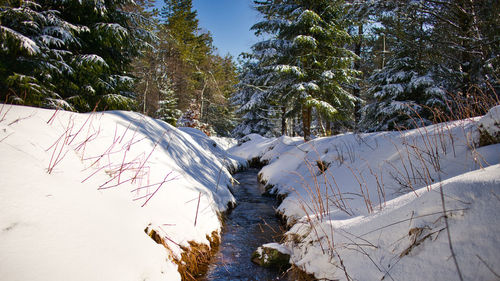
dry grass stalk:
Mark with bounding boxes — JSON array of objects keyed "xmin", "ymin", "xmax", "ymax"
[
  {"xmin": 285, "ymin": 86, "xmax": 498, "ymax": 280},
  {"xmin": 175, "ymin": 231, "xmax": 220, "ymax": 281}
]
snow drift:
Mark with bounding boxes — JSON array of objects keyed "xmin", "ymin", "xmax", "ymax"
[
  {"xmin": 230, "ymin": 107, "xmax": 500, "ymax": 280},
  {"xmin": 0, "ymin": 104, "xmax": 244, "ymax": 281}
]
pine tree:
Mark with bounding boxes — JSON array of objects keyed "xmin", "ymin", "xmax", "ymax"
[
  {"xmin": 0, "ymin": 0, "xmax": 154, "ymax": 111},
  {"xmin": 155, "ymin": 81, "xmax": 181, "ymax": 125},
  {"xmin": 360, "ymin": 58, "xmax": 446, "ymax": 131},
  {"xmin": 359, "ymin": 0, "xmax": 448, "ymax": 131},
  {"xmin": 161, "ymin": 0, "xmax": 212, "ymax": 110},
  {"xmin": 424, "ymin": 0, "xmax": 499, "ymax": 95},
  {"xmin": 160, "ymin": 0, "xmax": 238, "ymax": 136},
  {"xmin": 0, "ymin": 0, "xmax": 83, "ymax": 108},
  {"xmin": 51, "ymin": 0, "xmax": 154, "ymax": 111},
  {"xmin": 345, "ymin": 0, "xmax": 377, "ymax": 128},
  {"xmin": 231, "ymin": 55, "xmax": 280, "ymax": 138},
  {"xmin": 251, "ymin": 0, "xmax": 359, "ymax": 140}
]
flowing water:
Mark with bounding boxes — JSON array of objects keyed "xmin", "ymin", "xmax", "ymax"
[{"xmin": 202, "ymin": 169, "xmax": 288, "ymax": 281}]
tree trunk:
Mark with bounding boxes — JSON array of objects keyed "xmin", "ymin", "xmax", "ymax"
[
  {"xmin": 456, "ymin": 1, "xmax": 473, "ymax": 93},
  {"xmin": 317, "ymin": 113, "xmax": 327, "ymax": 136},
  {"xmin": 326, "ymin": 120, "xmax": 331, "ymax": 136},
  {"xmin": 281, "ymin": 105, "xmax": 287, "ymax": 136},
  {"xmin": 143, "ymin": 79, "xmax": 149, "ymax": 115},
  {"xmin": 302, "ymin": 106, "xmax": 312, "ymax": 141},
  {"xmin": 354, "ymin": 24, "xmax": 363, "ymax": 127}
]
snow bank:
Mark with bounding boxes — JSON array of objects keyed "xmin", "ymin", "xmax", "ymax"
[
  {"xmin": 228, "ymin": 134, "xmax": 303, "ymax": 164},
  {"xmin": 231, "ymin": 115, "xmax": 500, "ymax": 280},
  {"xmin": 0, "ymin": 105, "xmax": 242, "ymax": 281},
  {"xmin": 179, "ymin": 127, "xmax": 246, "ymax": 172},
  {"xmin": 209, "ymin": 136, "xmax": 239, "ymax": 151},
  {"xmin": 477, "ymin": 105, "xmax": 500, "ymax": 145},
  {"xmin": 286, "ymin": 165, "xmax": 500, "ymax": 280}
]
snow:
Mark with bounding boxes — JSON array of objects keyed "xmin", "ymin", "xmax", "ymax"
[
  {"xmin": 230, "ymin": 109, "xmax": 500, "ymax": 280},
  {"xmin": 209, "ymin": 136, "xmax": 238, "ymax": 151},
  {"xmin": 477, "ymin": 105, "xmax": 500, "ymax": 141},
  {"xmin": 286, "ymin": 165, "xmax": 500, "ymax": 280},
  {"xmin": 262, "ymin": 242, "xmax": 291, "ymax": 255},
  {"xmin": 228, "ymin": 134, "xmax": 303, "ymax": 164},
  {"xmin": 0, "ymin": 105, "xmax": 242, "ymax": 281},
  {"xmin": 178, "ymin": 127, "xmax": 246, "ymax": 173},
  {"xmin": 2, "ymin": 103, "xmax": 499, "ymax": 281}
]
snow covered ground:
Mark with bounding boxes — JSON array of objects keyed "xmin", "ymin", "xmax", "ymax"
[
  {"xmin": 0, "ymin": 104, "xmax": 245, "ymax": 281},
  {"xmin": 230, "ymin": 107, "xmax": 500, "ymax": 280},
  {"xmin": 1, "ymin": 103, "xmax": 499, "ymax": 281}
]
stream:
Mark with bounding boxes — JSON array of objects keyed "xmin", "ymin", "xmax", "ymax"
[{"xmin": 201, "ymin": 168, "xmax": 288, "ymax": 281}]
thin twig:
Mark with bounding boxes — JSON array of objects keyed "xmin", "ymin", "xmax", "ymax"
[
  {"xmin": 194, "ymin": 192, "xmax": 202, "ymax": 227},
  {"xmin": 476, "ymin": 254, "xmax": 500, "ymax": 279},
  {"xmin": 438, "ymin": 175, "xmax": 464, "ymax": 281}
]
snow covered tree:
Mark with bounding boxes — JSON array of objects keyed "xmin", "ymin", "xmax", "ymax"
[
  {"xmin": 360, "ymin": 0, "xmax": 499, "ymax": 132},
  {"xmin": 424, "ymin": 0, "xmax": 499, "ymax": 96},
  {"xmin": 359, "ymin": 1, "xmax": 448, "ymax": 131},
  {"xmin": 155, "ymin": 82, "xmax": 181, "ymax": 125},
  {"xmin": 251, "ymin": 0, "xmax": 359, "ymax": 140},
  {"xmin": 231, "ymin": 55, "xmax": 280, "ymax": 138},
  {"xmin": 52, "ymin": 0, "xmax": 154, "ymax": 111},
  {"xmin": 344, "ymin": 0, "xmax": 379, "ymax": 127},
  {"xmin": 0, "ymin": 0, "xmax": 154, "ymax": 111},
  {"xmin": 0, "ymin": 0, "xmax": 84, "ymax": 108},
  {"xmin": 360, "ymin": 59, "xmax": 446, "ymax": 131}
]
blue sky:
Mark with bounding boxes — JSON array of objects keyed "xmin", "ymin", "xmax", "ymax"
[
  {"xmin": 153, "ymin": 0, "xmax": 263, "ymax": 59},
  {"xmin": 192, "ymin": 0, "xmax": 261, "ymax": 58}
]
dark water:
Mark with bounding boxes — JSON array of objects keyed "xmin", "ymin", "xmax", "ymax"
[{"xmin": 201, "ymin": 169, "xmax": 287, "ymax": 281}]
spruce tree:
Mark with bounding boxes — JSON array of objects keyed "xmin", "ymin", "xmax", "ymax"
[
  {"xmin": 231, "ymin": 55, "xmax": 280, "ymax": 138},
  {"xmin": 51, "ymin": 0, "xmax": 154, "ymax": 111},
  {"xmin": 425, "ymin": 0, "xmax": 499, "ymax": 95},
  {"xmin": 0, "ymin": 0, "xmax": 83, "ymax": 108},
  {"xmin": 160, "ymin": 0, "xmax": 238, "ymax": 136},
  {"xmin": 155, "ymin": 80, "xmax": 181, "ymax": 125},
  {"xmin": 161, "ymin": 0, "xmax": 212, "ymax": 110},
  {"xmin": 359, "ymin": 0, "xmax": 448, "ymax": 131},
  {"xmin": 358, "ymin": 0, "xmax": 499, "ymax": 131},
  {"xmin": 0, "ymin": 0, "xmax": 154, "ymax": 111},
  {"xmin": 251, "ymin": 0, "xmax": 358, "ymax": 140}
]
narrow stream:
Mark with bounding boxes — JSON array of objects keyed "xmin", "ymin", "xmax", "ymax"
[{"xmin": 201, "ymin": 168, "xmax": 287, "ymax": 281}]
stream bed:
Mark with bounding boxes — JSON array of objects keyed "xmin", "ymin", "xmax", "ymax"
[{"xmin": 201, "ymin": 168, "xmax": 288, "ymax": 281}]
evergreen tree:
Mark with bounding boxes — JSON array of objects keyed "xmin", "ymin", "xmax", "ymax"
[
  {"xmin": 231, "ymin": 55, "xmax": 280, "ymax": 138},
  {"xmin": 360, "ymin": 58, "xmax": 446, "ymax": 131},
  {"xmin": 358, "ymin": 0, "xmax": 499, "ymax": 131},
  {"xmin": 52, "ymin": 0, "xmax": 154, "ymax": 111},
  {"xmin": 251, "ymin": 0, "xmax": 358, "ymax": 140},
  {"xmin": 359, "ymin": 1, "xmax": 448, "ymax": 131},
  {"xmin": 424, "ymin": 0, "xmax": 499, "ymax": 95},
  {"xmin": 161, "ymin": 0, "xmax": 212, "ymax": 110},
  {"xmin": 345, "ymin": 0, "xmax": 377, "ymax": 128},
  {"xmin": 0, "ymin": 0, "xmax": 83, "ymax": 108},
  {"xmin": 160, "ymin": 0, "xmax": 238, "ymax": 136},
  {"xmin": 0, "ymin": 0, "xmax": 154, "ymax": 111},
  {"xmin": 155, "ymin": 79, "xmax": 181, "ymax": 125}
]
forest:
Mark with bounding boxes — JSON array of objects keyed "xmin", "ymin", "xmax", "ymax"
[{"xmin": 1, "ymin": 0, "xmax": 499, "ymax": 139}]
